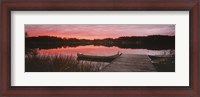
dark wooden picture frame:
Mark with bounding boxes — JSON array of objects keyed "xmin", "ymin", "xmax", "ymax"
[{"xmin": 0, "ymin": 0, "xmax": 199, "ymax": 96}]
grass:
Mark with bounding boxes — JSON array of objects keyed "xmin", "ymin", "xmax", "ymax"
[
  {"xmin": 25, "ymin": 54, "xmax": 104, "ymax": 72},
  {"xmin": 149, "ymin": 55, "xmax": 175, "ymax": 72}
]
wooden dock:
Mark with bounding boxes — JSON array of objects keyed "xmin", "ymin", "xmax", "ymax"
[{"xmin": 101, "ymin": 54, "xmax": 157, "ymax": 72}]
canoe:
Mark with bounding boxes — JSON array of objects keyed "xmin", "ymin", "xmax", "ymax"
[{"xmin": 77, "ymin": 52, "xmax": 122, "ymax": 62}]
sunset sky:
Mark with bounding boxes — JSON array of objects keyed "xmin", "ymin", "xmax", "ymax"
[{"xmin": 25, "ymin": 24, "xmax": 175, "ymax": 39}]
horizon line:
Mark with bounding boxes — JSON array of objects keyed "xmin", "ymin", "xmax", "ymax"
[{"xmin": 26, "ymin": 35, "xmax": 175, "ymax": 40}]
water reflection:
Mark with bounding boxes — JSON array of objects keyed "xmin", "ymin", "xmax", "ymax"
[
  {"xmin": 26, "ymin": 45, "xmax": 175, "ymax": 72},
  {"xmin": 38, "ymin": 45, "xmax": 175, "ymax": 56}
]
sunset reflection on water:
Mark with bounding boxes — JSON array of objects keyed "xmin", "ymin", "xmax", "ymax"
[{"xmin": 38, "ymin": 45, "xmax": 174, "ymax": 56}]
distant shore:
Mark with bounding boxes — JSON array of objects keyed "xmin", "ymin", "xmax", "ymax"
[{"xmin": 26, "ymin": 35, "xmax": 175, "ymax": 50}]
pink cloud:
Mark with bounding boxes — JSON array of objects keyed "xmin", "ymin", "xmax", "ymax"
[{"xmin": 25, "ymin": 24, "xmax": 175, "ymax": 39}]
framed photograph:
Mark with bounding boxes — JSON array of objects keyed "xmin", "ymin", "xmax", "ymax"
[{"xmin": 1, "ymin": 0, "xmax": 199, "ymax": 96}]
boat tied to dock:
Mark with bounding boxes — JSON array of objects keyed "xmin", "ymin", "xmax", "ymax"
[{"xmin": 77, "ymin": 52, "xmax": 122, "ymax": 62}]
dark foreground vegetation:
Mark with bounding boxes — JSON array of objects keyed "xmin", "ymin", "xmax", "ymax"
[
  {"xmin": 149, "ymin": 55, "xmax": 175, "ymax": 72},
  {"xmin": 25, "ymin": 54, "xmax": 104, "ymax": 72},
  {"xmin": 26, "ymin": 35, "xmax": 175, "ymax": 50}
]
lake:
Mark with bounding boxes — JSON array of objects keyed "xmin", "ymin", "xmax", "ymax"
[
  {"xmin": 38, "ymin": 45, "xmax": 175, "ymax": 57},
  {"xmin": 25, "ymin": 45, "xmax": 175, "ymax": 72}
]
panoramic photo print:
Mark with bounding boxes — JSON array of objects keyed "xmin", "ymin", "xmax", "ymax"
[{"xmin": 25, "ymin": 24, "xmax": 175, "ymax": 72}]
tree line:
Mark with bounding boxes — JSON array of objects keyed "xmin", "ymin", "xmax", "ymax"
[{"xmin": 25, "ymin": 35, "xmax": 175, "ymax": 50}]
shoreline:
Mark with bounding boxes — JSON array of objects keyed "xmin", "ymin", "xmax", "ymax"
[{"xmin": 149, "ymin": 55, "xmax": 175, "ymax": 72}]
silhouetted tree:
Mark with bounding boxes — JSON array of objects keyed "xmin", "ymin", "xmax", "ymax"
[{"xmin": 25, "ymin": 35, "xmax": 175, "ymax": 50}]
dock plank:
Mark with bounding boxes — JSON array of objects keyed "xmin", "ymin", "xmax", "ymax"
[{"xmin": 101, "ymin": 54, "xmax": 156, "ymax": 72}]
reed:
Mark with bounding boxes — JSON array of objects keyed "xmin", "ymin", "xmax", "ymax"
[
  {"xmin": 149, "ymin": 55, "xmax": 175, "ymax": 72},
  {"xmin": 25, "ymin": 54, "xmax": 102, "ymax": 72}
]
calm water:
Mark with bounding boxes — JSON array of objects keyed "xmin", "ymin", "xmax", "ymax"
[
  {"xmin": 38, "ymin": 45, "xmax": 175, "ymax": 56},
  {"xmin": 28, "ymin": 45, "xmax": 175, "ymax": 71}
]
